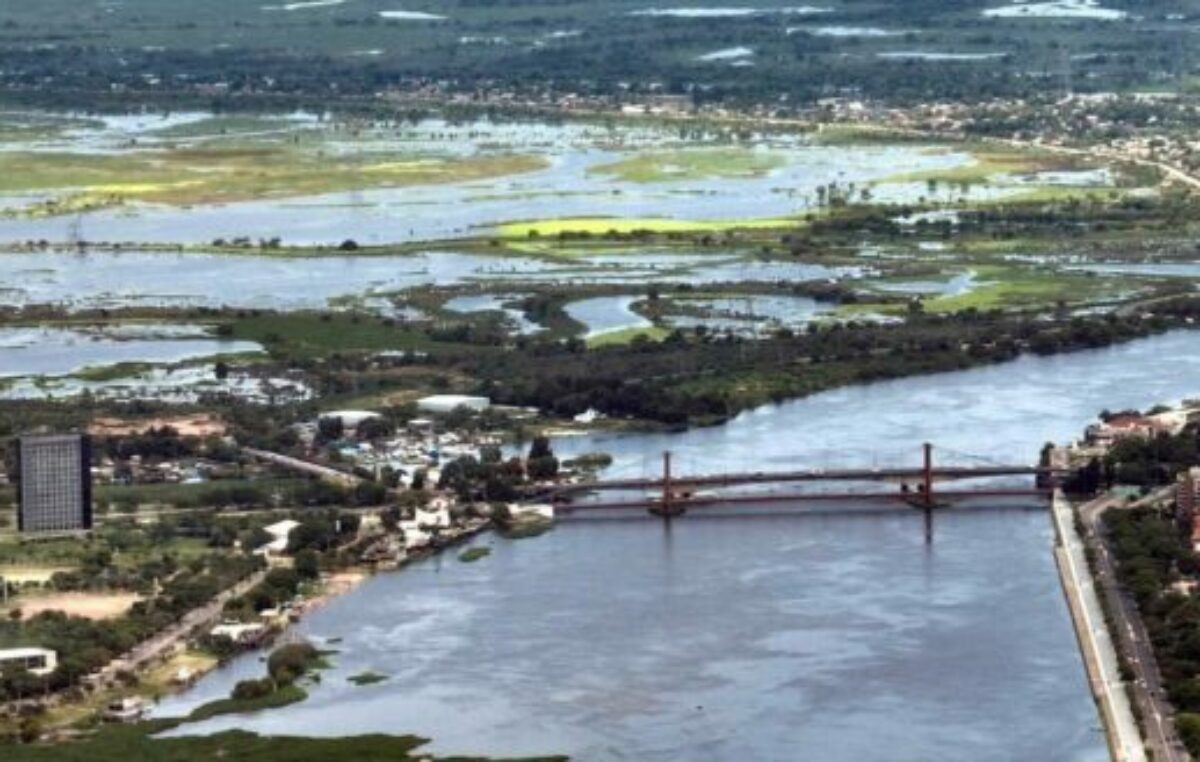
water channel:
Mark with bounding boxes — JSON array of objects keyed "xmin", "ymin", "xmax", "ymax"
[{"xmin": 150, "ymin": 329, "xmax": 1200, "ymax": 760}]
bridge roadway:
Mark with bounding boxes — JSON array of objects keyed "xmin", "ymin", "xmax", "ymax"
[
  {"xmin": 550, "ymin": 465, "xmax": 1058, "ymax": 496},
  {"xmin": 557, "ymin": 487, "xmax": 1052, "ymax": 512}
]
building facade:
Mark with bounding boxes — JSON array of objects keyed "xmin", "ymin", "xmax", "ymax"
[
  {"xmin": 16, "ymin": 434, "xmax": 92, "ymax": 534},
  {"xmin": 0, "ymin": 647, "xmax": 58, "ymax": 676}
]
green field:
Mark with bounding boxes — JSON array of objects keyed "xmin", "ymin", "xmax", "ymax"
[
  {"xmin": 5, "ymin": 721, "xmax": 566, "ymax": 761},
  {"xmin": 499, "ymin": 215, "xmax": 800, "ymax": 239},
  {"xmin": 588, "ymin": 148, "xmax": 787, "ymax": 183},
  {"xmin": 0, "ymin": 143, "xmax": 546, "ymax": 216}
]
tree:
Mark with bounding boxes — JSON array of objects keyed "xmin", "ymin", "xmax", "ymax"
[
  {"xmin": 527, "ymin": 455, "xmax": 559, "ymax": 481},
  {"xmin": 480, "ymin": 444, "xmax": 502, "ymax": 465},
  {"xmin": 293, "ymin": 549, "xmax": 320, "ymax": 580},
  {"xmin": 356, "ymin": 417, "xmax": 392, "ymax": 441},
  {"xmin": 232, "ymin": 677, "xmax": 275, "ymax": 700},
  {"xmin": 353, "ymin": 481, "xmax": 387, "ymax": 506},
  {"xmin": 526, "ymin": 436, "xmax": 558, "ymax": 480},
  {"xmin": 528, "ymin": 436, "xmax": 553, "ymax": 460},
  {"xmin": 316, "ymin": 416, "xmax": 345, "ymax": 443},
  {"xmin": 267, "ymin": 642, "xmax": 320, "ymax": 686}
]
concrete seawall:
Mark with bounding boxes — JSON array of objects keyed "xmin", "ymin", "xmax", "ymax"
[{"xmin": 1051, "ymin": 490, "xmax": 1146, "ymax": 762}]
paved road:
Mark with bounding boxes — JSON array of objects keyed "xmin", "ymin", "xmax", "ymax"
[
  {"xmin": 243, "ymin": 447, "xmax": 362, "ymax": 487},
  {"xmin": 1079, "ymin": 492, "xmax": 1190, "ymax": 762},
  {"xmin": 1054, "ymin": 491, "xmax": 1146, "ymax": 762},
  {"xmin": 100, "ymin": 567, "xmax": 269, "ymax": 681}
]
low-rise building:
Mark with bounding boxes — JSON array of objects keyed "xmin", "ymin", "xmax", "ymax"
[
  {"xmin": 417, "ymin": 395, "xmax": 491, "ymax": 414},
  {"xmin": 104, "ymin": 697, "xmax": 148, "ymax": 723},
  {"xmin": 0, "ymin": 647, "xmax": 58, "ymax": 676},
  {"xmin": 257, "ymin": 519, "xmax": 300, "ymax": 556},
  {"xmin": 1084, "ymin": 413, "xmax": 1177, "ymax": 448},
  {"xmin": 210, "ymin": 622, "xmax": 268, "ymax": 645}
]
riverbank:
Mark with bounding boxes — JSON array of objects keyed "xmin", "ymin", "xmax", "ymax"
[
  {"xmin": 1051, "ymin": 490, "xmax": 1146, "ymax": 762},
  {"xmin": 23, "ymin": 325, "xmax": 1200, "ymax": 759}
]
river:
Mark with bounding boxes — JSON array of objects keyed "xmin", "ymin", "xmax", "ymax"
[{"xmin": 151, "ymin": 329, "xmax": 1200, "ymax": 761}]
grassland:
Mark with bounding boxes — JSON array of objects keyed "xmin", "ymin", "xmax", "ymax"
[
  {"xmin": 498, "ymin": 216, "xmax": 800, "ymax": 239},
  {"xmin": 93, "ymin": 478, "xmax": 308, "ymax": 512},
  {"xmin": 6, "ymin": 722, "xmax": 567, "ymax": 762},
  {"xmin": 587, "ymin": 148, "xmax": 787, "ymax": 183},
  {"xmin": 920, "ymin": 266, "xmax": 1133, "ymax": 312},
  {"xmin": 586, "ymin": 325, "xmax": 671, "ymax": 348},
  {"xmin": 225, "ymin": 312, "xmax": 446, "ymax": 359},
  {"xmin": 188, "ymin": 684, "xmax": 309, "ymax": 722},
  {"xmin": 0, "ymin": 534, "xmax": 213, "ymax": 570},
  {"xmin": 0, "ymin": 146, "xmax": 546, "ymax": 216}
]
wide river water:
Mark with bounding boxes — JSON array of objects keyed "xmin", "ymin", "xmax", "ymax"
[{"xmin": 153, "ymin": 329, "xmax": 1200, "ymax": 761}]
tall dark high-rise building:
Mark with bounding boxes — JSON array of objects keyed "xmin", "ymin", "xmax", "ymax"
[{"xmin": 15, "ymin": 434, "xmax": 92, "ymax": 535}]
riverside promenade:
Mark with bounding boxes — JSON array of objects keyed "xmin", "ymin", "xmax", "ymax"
[{"xmin": 1051, "ymin": 490, "xmax": 1146, "ymax": 762}]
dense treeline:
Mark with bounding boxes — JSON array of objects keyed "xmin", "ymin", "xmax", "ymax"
[
  {"xmin": 0, "ymin": 0, "xmax": 1190, "ymax": 108},
  {"xmin": 1105, "ymin": 509, "xmax": 1200, "ymax": 755},
  {"xmin": 1107, "ymin": 431, "xmax": 1200, "ymax": 487},
  {"xmin": 461, "ymin": 310, "xmax": 1182, "ymax": 426}
]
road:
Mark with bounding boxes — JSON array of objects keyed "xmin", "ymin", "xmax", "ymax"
[
  {"xmin": 98, "ymin": 567, "xmax": 269, "ymax": 682},
  {"xmin": 1078, "ymin": 491, "xmax": 1190, "ymax": 762},
  {"xmin": 1053, "ymin": 490, "xmax": 1147, "ymax": 762},
  {"xmin": 243, "ymin": 447, "xmax": 362, "ymax": 487}
]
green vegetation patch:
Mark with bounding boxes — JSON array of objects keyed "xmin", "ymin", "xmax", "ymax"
[
  {"xmin": 188, "ymin": 683, "xmax": 308, "ymax": 722},
  {"xmin": 4, "ymin": 720, "xmax": 567, "ymax": 761},
  {"xmin": 498, "ymin": 216, "xmax": 798, "ymax": 239},
  {"xmin": 921, "ymin": 266, "xmax": 1138, "ymax": 313},
  {"xmin": 588, "ymin": 147, "xmax": 786, "ymax": 183},
  {"xmin": 586, "ymin": 325, "xmax": 670, "ymax": 348},
  {"xmin": 348, "ymin": 671, "xmax": 389, "ymax": 686},
  {"xmin": 225, "ymin": 312, "xmax": 444, "ymax": 359},
  {"xmin": 458, "ymin": 546, "xmax": 492, "ymax": 563},
  {"xmin": 0, "ymin": 144, "xmax": 547, "ymax": 216}
]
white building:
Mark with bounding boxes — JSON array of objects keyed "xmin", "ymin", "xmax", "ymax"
[
  {"xmin": 210, "ymin": 622, "xmax": 268, "ymax": 644},
  {"xmin": 416, "ymin": 395, "xmax": 491, "ymax": 414},
  {"xmin": 0, "ymin": 647, "xmax": 57, "ymax": 676},
  {"xmin": 398, "ymin": 521, "xmax": 432, "ymax": 550},
  {"xmin": 415, "ymin": 503, "xmax": 452, "ymax": 529},
  {"xmin": 320, "ymin": 410, "xmax": 382, "ymax": 433},
  {"xmin": 257, "ymin": 519, "xmax": 300, "ymax": 556}
]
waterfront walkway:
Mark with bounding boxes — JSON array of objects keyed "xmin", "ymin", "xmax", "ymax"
[{"xmin": 1052, "ymin": 490, "xmax": 1146, "ymax": 762}]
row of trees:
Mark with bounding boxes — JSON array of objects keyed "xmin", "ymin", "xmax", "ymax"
[
  {"xmin": 461, "ymin": 309, "xmax": 1183, "ymax": 426},
  {"xmin": 437, "ymin": 436, "xmax": 558, "ymax": 503},
  {"xmin": 0, "ymin": 552, "xmax": 263, "ymax": 702},
  {"xmin": 1104, "ymin": 509, "xmax": 1200, "ymax": 755}
]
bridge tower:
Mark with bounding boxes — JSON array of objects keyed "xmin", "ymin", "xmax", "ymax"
[
  {"xmin": 661, "ymin": 450, "xmax": 672, "ymax": 520},
  {"xmin": 922, "ymin": 442, "xmax": 934, "ymax": 509}
]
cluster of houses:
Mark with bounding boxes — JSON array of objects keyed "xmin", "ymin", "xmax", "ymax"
[
  {"xmin": 89, "ymin": 455, "xmax": 243, "ymax": 487},
  {"xmin": 302, "ymin": 399, "xmax": 502, "ymax": 490},
  {"xmin": 1071, "ymin": 402, "xmax": 1200, "ymax": 556},
  {"xmin": 1076, "ymin": 407, "xmax": 1192, "ymax": 455}
]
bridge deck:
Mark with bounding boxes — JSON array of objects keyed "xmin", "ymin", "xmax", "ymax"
[
  {"xmin": 557, "ymin": 487, "xmax": 1052, "ymax": 512},
  {"xmin": 553, "ymin": 465, "xmax": 1057, "ymax": 495}
]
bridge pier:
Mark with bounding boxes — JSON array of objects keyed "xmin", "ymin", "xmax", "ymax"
[
  {"xmin": 923, "ymin": 442, "xmax": 934, "ymax": 509},
  {"xmin": 649, "ymin": 450, "xmax": 685, "ymax": 519}
]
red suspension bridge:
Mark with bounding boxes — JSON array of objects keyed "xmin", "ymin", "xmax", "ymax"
[{"xmin": 546, "ymin": 443, "xmax": 1066, "ymax": 516}]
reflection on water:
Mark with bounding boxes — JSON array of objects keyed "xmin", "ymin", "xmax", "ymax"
[
  {"xmin": 0, "ymin": 118, "xmax": 978, "ymax": 245},
  {"xmin": 155, "ymin": 330, "xmax": 1200, "ymax": 760},
  {"xmin": 0, "ymin": 249, "xmax": 862, "ymax": 312},
  {"xmin": 0, "ymin": 326, "xmax": 260, "ymax": 378},
  {"xmin": 564, "ymin": 295, "xmax": 652, "ymax": 337}
]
